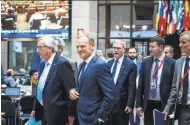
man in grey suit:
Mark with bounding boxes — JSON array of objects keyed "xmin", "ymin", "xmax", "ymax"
[
  {"xmin": 163, "ymin": 30, "xmax": 190, "ymax": 125},
  {"xmin": 54, "ymin": 37, "xmax": 78, "ymax": 125}
]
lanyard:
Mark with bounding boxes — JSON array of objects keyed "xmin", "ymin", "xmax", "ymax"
[
  {"xmin": 180, "ymin": 66, "xmax": 190, "ymax": 86},
  {"xmin": 152, "ymin": 56, "xmax": 166, "ymax": 79}
]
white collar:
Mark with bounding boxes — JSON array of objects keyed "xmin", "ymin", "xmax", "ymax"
[{"xmin": 46, "ymin": 53, "xmax": 56, "ymax": 65}]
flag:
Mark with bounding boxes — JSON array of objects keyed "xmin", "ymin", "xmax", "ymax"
[
  {"xmin": 156, "ymin": 1, "xmax": 162, "ymax": 32},
  {"xmin": 171, "ymin": 0, "xmax": 178, "ymax": 34},
  {"xmin": 167, "ymin": 0, "xmax": 175, "ymax": 34},
  {"xmin": 158, "ymin": 0, "xmax": 164, "ymax": 35},
  {"xmin": 177, "ymin": 1, "xmax": 184, "ymax": 34},
  {"xmin": 162, "ymin": 0, "xmax": 168, "ymax": 35},
  {"xmin": 183, "ymin": 0, "xmax": 190, "ymax": 31}
]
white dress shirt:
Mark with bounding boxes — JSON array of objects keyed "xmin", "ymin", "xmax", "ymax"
[
  {"xmin": 149, "ymin": 53, "xmax": 165, "ymax": 101},
  {"xmin": 111, "ymin": 55, "xmax": 124, "ymax": 84}
]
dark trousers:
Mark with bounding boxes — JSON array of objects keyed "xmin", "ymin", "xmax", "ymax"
[
  {"xmin": 177, "ymin": 105, "xmax": 190, "ymax": 125},
  {"xmin": 144, "ymin": 100, "xmax": 172, "ymax": 125},
  {"xmin": 111, "ymin": 111, "xmax": 129, "ymax": 125}
]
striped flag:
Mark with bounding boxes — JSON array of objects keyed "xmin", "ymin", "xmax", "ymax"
[
  {"xmin": 156, "ymin": 1, "xmax": 162, "ymax": 32},
  {"xmin": 162, "ymin": 0, "xmax": 168, "ymax": 35},
  {"xmin": 158, "ymin": 0, "xmax": 164, "ymax": 35},
  {"xmin": 183, "ymin": 0, "xmax": 190, "ymax": 31},
  {"xmin": 171, "ymin": 1, "xmax": 178, "ymax": 34},
  {"xmin": 177, "ymin": 1, "xmax": 184, "ymax": 34},
  {"xmin": 167, "ymin": 0, "xmax": 175, "ymax": 34}
]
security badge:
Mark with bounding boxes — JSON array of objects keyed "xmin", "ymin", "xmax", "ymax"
[{"xmin": 151, "ymin": 80, "xmax": 157, "ymax": 90}]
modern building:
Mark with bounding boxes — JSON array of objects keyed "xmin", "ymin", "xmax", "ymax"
[{"xmin": 1, "ymin": 0, "xmax": 185, "ymax": 73}]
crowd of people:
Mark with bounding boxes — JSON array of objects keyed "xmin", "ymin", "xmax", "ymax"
[{"xmin": 2, "ymin": 30, "xmax": 190, "ymax": 125}]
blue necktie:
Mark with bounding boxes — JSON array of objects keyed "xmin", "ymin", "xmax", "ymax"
[
  {"xmin": 112, "ymin": 60, "xmax": 118, "ymax": 80},
  {"xmin": 181, "ymin": 57, "xmax": 189, "ymax": 105},
  {"xmin": 150, "ymin": 59, "xmax": 159, "ymax": 98},
  {"xmin": 79, "ymin": 61, "xmax": 86, "ymax": 82},
  {"xmin": 37, "ymin": 62, "xmax": 49, "ymax": 105}
]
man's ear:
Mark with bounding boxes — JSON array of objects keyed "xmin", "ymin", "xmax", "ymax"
[{"xmin": 90, "ymin": 41, "xmax": 95, "ymax": 47}]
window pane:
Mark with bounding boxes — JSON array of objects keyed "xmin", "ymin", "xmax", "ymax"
[
  {"xmin": 110, "ymin": 5, "xmax": 131, "ymax": 37},
  {"xmin": 9, "ymin": 41, "xmax": 35, "ymax": 73},
  {"xmin": 98, "ymin": 5, "xmax": 131, "ymax": 38},
  {"xmin": 98, "ymin": 5, "xmax": 106, "ymax": 37},
  {"xmin": 132, "ymin": 4, "xmax": 158, "ymax": 38}
]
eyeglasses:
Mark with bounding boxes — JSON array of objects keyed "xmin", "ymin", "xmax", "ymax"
[{"xmin": 37, "ymin": 45, "xmax": 48, "ymax": 49}]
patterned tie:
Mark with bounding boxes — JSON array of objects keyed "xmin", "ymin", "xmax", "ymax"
[
  {"xmin": 112, "ymin": 60, "xmax": 118, "ymax": 80},
  {"xmin": 181, "ymin": 57, "xmax": 189, "ymax": 105},
  {"xmin": 79, "ymin": 61, "xmax": 86, "ymax": 82},
  {"xmin": 150, "ymin": 59, "xmax": 159, "ymax": 98},
  {"xmin": 37, "ymin": 62, "xmax": 50, "ymax": 105}
]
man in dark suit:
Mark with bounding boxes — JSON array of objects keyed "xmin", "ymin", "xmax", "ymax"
[
  {"xmin": 54, "ymin": 36, "xmax": 78, "ymax": 125},
  {"xmin": 136, "ymin": 36, "xmax": 175, "ymax": 125},
  {"xmin": 128, "ymin": 47, "xmax": 142, "ymax": 77},
  {"xmin": 107, "ymin": 40, "xmax": 136, "ymax": 125},
  {"xmin": 163, "ymin": 30, "xmax": 190, "ymax": 125},
  {"xmin": 69, "ymin": 35, "xmax": 117, "ymax": 125},
  {"xmin": 128, "ymin": 47, "xmax": 142, "ymax": 125},
  {"xmin": 31, "ymin": 36, "xmax": 76, "ymax": 125}
]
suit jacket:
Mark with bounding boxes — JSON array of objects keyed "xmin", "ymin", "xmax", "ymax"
[
  {"xmin": 107, "ymin": 56, "xmax": 137, "ymax": 112},
  {"xmin": 136, "ymin": 60, "xmax": 142, "ymax": 77},
  {"xmin": 164, "ymin": 57, "xmax": 185, "ymax": 114},
  {"xmin": 64, "ymin": 57, "xmax": 78, "ymax": 82},
  {"xmin": 33, "ymin": 54, "xmax": 75, "ymax": 125},
  {"xmin": 77, "ymin": 56, "xmax": 117, "ymax": 125},
  {"xmin": 136, "ymin": 56, "xmax": 175, "ymax": 112}
]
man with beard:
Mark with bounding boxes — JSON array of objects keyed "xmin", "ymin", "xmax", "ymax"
[{"xmin": 128, "ymin": 47, "xmax": 142, "ymax": 77}]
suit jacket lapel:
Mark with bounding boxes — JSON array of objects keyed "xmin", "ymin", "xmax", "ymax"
[
  {"xmin": 78, "ymin": 56, "xmax": 97, "ymax": 92},
  {"xmin": 147, "ymin": 57, "xmax": 154, "ymax": 88},
  {"xmin": 43, "ymin": 54, "xmax": 58, "ymax": 91},
  {"xmin": 116, "ymin": 57, "xmax": 127, "ymax": 85},
  {"xmin": 160, "ymin": 56, "xmax": 167, "ymax": 83},
  {"xmin": 39, "ymin": 62, "xmax": 45, "ymax": 77},
  {"xmin": 177, "ymin": 57, "xmax": 185, "ymax": 87}
]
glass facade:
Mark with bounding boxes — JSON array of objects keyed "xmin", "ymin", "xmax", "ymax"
[{"xmin": 97, "ymin": 0, "xmax": 158, "ymax": 57}]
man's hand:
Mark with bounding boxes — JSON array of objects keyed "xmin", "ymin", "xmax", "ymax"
[
  {"xmin": 69, "ymin": 88, "xmax": 79, "ymax": 100},
  {"xmin": 137, "ymin": 107, "xmax": 144, "ymax": 116},
  {"xmin": 124, "ymin": 107, "xmax": 132, "ymax": 113},
  {"xmin": 162, "ymin": 111, "xmax": 169, "ymax": 120},
  {"xmin": 30, "ymin": 111, "xmax": 35, "ymax": 117}
]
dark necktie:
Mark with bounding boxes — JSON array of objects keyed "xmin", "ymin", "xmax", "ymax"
[
  {"xmin": 181, "ymin": 57, "xmax": 189, "ymax": 105},
  {"xmin": 150, "ymin": 59, "xmax": 159, "ymax": 98},
  {"xmin": 79, "ymin": 61, "xmax": 86, "ymax": 82},
  {"xmin": 112, "ymin": 60, "xmax": 118, "ymax": 80}
]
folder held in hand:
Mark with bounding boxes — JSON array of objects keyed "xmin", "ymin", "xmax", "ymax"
[{"xmin": 24, "ymin": 117, "xmax": 41, "ymax": 125}]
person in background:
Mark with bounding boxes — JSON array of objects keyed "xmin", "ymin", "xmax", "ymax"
[
  {"xmin": 4, "ymin": 69, "xmax": 22, "ymax": 87},
  {"xmin": 164, "ymin": 45, "xmax": 174, "ymax": 58},
  {"xmin": 128, "ymin": 47, "xmax": 142, "ymax": 125},
  {"xmin": 24, "ymin": 69, "xmax": 38, "ymax": 86},
  {"xmin": 128, "ymin": 47, "xmax": 142, "ymax": 77},
  {"xmin": 136, "ymin": 36, "xmax": 175, "ymax": 125},
  {"xmin": 54, "ymin": 37, "xmax": 78, "ymax": 125},
  {"xmin": 163, "ymin": 30, "xmax": 190, "ymax": 125},
  {"xmin": 96, "ymin": 49, "xmax": 107, "ymax": 62},
  {"xmin": 107, "ymin": 40, "xmax": 136, "ymax": 125},
  {"xmin": 29, "ymin": 8, "xmax": 44, "ymax": 27}
]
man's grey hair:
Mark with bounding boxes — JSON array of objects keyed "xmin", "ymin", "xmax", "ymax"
[
  {"xmin": 165, "ymin": 45, "xmax": 174, "ymax": 53},
  {"xmin": 54, "ymin": 37, "xmax": 65, "ymax": 49},
  {"xmin": 113, "ymin": 39, "xmax": 126, "ymax": 49},
  {"xmin": 38, "ymin": 36, "xmax": 57, "ymax": 52},
  {"xmin": 180, "ymin": 30, "xmax": 190, "ymax": 41}
]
